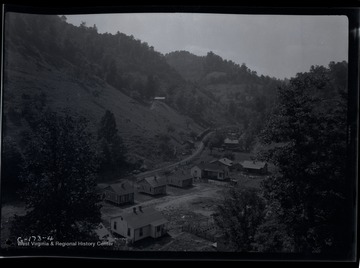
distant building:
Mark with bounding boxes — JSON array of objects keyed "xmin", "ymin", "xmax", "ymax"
[
  {"xmin": 167, "ymin": 176, "xmax": 193, "ymax": 188},
  {"xmin": 110, "ymin": 206, "xmax": 168, "ymax": 243},
  {"xmin": 223, "ymin": 138, "xmax": 240, "ymax": 151},
  {"xmin": 241, "ymin": 161, "xmax": 268, "ymax": 175},
  {"xmin": 103, "ymin": 181, "xmax": 135, "ymax": 206},
  {"xmin": 154, "ymin": 96, "xmax": 166, "ymax": 101},
  {"xmin": 210, "ymin": 158, "xmax": 233, "ymax": 168},
  {"xmin": 191, "ymin": 163, "xmax": 229, "ymax": 181},
  {"xmin": 138, "ymin": 176, "xmax": 167, "ymax": 195}
]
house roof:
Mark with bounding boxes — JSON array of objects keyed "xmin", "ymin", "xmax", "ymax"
[
  {"xmin": 154, "ymin": 96, "xmax": 166, "ymax": 100},
  {"xmin": 141, "ymin": 176, "xmax": 167, "ymax": 188},
  {"xmin": 112, "ymin": 207, "xmax": 167, "ymax": 229},
  {"xmin": 242, "ymin": 161, "xmax": 267, "ymax": 170},
  {"xmin": 104, "ymin": 181, "xmax": 134, "ymax": 195},
  {"xmin": 224, "ymin": 138, "xmax": 239, "ymax": 144},
  {"xmin": 210, "ymin": 158, "xmax": 233, "ymax": 166},
  {"xmin": 194, "ymin": 163, "xmax": 224, "ymax": 173}
]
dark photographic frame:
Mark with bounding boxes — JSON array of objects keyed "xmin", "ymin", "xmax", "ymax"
[{"xmin": 0, "ymin": 3, "xmax": 358, "ymax": 265}]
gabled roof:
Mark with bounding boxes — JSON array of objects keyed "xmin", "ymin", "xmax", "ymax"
[
  {"xmin": 194, "ymin": 163, "xmax": 224, "ymax": 173},
  {"xmin": 242, "ymin": 161, "xmax": 267, "ymax": 170},
  {"xmin": 104, "ymin": 181, "xmax": 134, "ymax": 195},
  {"xmin": 224, "ymin": 138, "xmax": 239, "ymax": 144},
  {"xmin": 141, "ymin": 176, "xmax": 167, "ymax": 188},
  {"xmin": 112, "ymin": 207, "xmax": 167, "ymax": 229},
  {"xmin": 210, "ymin": 158, "xmax": 233, "ymax": 166}
]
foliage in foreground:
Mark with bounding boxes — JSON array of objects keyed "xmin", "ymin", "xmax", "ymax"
[{"xmin": 10, "ymin": 111, "xmax": 101, "ymax": 241}]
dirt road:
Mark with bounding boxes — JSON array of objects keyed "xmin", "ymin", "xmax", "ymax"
[{"xmin": 135, "ymin": 130, "xmax": 214, "ymax": 180}]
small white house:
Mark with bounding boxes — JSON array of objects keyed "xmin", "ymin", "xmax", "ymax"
[
  {"xmin": 110, "ymin": 206, "xmax": 167, "ymax": 243},
  {"xmin": 102, "ymin": 181, "xmax": 135, "ymax": 206},
  {"xmin": 138, "ymin": 176, "xmax": 167, "ymax": 195},
  {"xmin": 191, "ymin": 163, "xmax": 229, "ymax": 181}
]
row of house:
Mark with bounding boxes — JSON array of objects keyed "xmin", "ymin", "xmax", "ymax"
[
  {"xmin": 102, "ymin": 175, "xmax": 193, "ymax": 206},
  {"xmin": 103, "ymin": 158, "xmax": 267, "ymax": 244},
  {"xmin": 103, "ymin": 171, "xmax": 195, "ymax": 243},
  {"xmin": 190, "ymin": 158, "xmax": 268, "ymax": 181},
  {"xmin": 104, "ymin": 174, "xmax": 194, "ymax": 243}
]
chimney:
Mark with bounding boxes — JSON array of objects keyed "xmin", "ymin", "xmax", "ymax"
[
  {"xmin": 133, "ymin": 207, "xmax": 137, "ymax": 214},
  {"xmin": 139, "ymin": 206, "xmax": 143, "ymax": 212}
]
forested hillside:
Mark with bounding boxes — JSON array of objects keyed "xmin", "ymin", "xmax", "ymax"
[
  {"xmin": 166, "ymin": 50, "xmax": 285, "ymax": 150},
  {"xmin": 3, "ymin": 13, "xmax": 210, "ymax": 180},
  {"xmin": 4, "ymin": 13, "xmax": 286, "ymax": 173}
]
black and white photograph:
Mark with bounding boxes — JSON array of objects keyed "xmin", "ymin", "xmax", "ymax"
[{"xmin": 0, "ymin": 5, "xmax": 358, "ymax": 263}]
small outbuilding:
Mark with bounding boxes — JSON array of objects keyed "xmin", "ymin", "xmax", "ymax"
[
  {"xmin": 167, "ymin": 176, "xmax": 193, "ymax": 188},
  {"xmin": 241, "ymin": 161, "xmax": 268, "ymax": 175}
]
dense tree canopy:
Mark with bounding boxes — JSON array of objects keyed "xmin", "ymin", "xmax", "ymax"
[
  {"xmin": 215, "ymin": 187, "xmax": 265, "ymax": 251},
  {"xmin": 214, "ymin": 62, "xmax": 353, "ymax": 257},
  {"xmin": 11, "ymin": 111, "xmax": 101, "ymax": 241},
  {"xmin": 257, "ymin": 62, "xmax": 350, "ymax": 255}
]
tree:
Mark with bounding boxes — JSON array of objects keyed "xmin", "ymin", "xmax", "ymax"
[
  {"xmin": 253, "ymin": 206, "xmax": 294, "ymax": 252},
  {"xmin": 145, "ymin": 74, "xmax": 157, "ymax": 100},
  {"xmin": 158, "ymin": 134, "xmax": 174, "ymax": 160},
  {"xmin": 208, "ymin": 131, "xmax": 225, "ymax": 148},
  {"xmin": 215, "ymin": 187, "xmax": 265, "ymax": 251},
  {"xmin": 11, "ymin": 111, "xmax": 101, "ymax": 241},
  {"xmin": 258, "ymin": 64, "xmax": 350, "ymax": 254},
  {"xmin": 106, "ymin": 59, "xmax": 119, "ymax": 87},
  {"xmin": 98, "ymin": 110, "xmax": 127, "ymax": 176}
]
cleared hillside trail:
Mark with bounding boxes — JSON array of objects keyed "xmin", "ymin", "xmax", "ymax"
[{"xmin": 134, "ymin": 130, "xmax": 214, "ymax": 181}]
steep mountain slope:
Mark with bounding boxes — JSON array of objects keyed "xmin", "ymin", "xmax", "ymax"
[
  {"xmin": 3, "ymin": 12, "xmax": 283, "ymax": 170},
  {"xmin": 3, "ymin": 13, "xmax": 207, "ymax": 169}
]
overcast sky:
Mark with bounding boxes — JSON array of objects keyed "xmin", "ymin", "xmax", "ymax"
[{"xmin": 66, "ymin": 13, "xmax": 348, "ymax": 79}]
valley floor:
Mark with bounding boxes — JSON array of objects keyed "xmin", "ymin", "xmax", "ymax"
[
  {"xmin": 0, "ymin": 149, "xmax": 268, "ymax": 253},
  {"xmin": 99, "ymin": 173, "xmax": 266, "ymax": 252}
]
